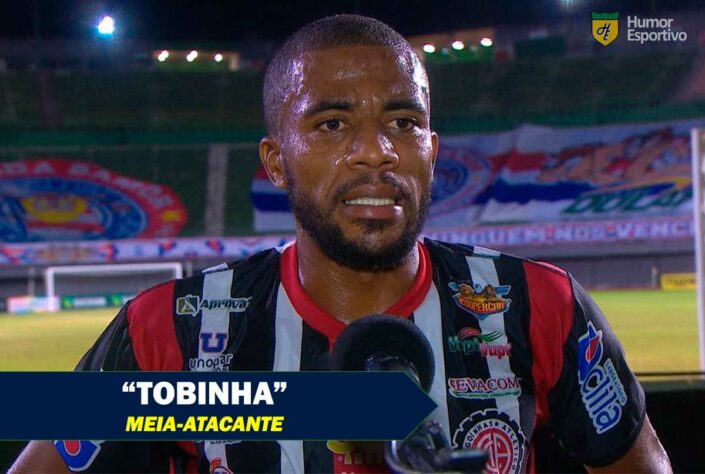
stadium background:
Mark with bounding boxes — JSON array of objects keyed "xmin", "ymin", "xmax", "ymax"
[{"xmin": 1, "ymin": 0, "xmax": 705, "ymax": 471}]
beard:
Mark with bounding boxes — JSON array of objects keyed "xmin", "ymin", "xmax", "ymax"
[{"xmin": 285, "ymin": 167, "xmax": 430, "ymax": 272}]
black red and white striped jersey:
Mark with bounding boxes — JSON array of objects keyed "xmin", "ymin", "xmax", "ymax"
[{"xmin": 57, "ymin": 239, "xmax": 645, "ymax": 474}]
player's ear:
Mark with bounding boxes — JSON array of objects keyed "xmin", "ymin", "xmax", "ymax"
[
  {"xmin": 259, "ymin": 137, "xmax": 287, "ymax": 190},
  {"xmin": 430, "ymin": 131, "xmax": 439, "ymax": 173}
]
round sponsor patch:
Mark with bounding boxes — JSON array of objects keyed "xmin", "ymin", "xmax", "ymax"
[{"xmin": 452, "ymin": 409, "xmax": 526, "ymax": 474}]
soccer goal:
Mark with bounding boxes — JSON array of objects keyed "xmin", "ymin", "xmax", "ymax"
[
  {"xmin": 691, "ymin": 128, "xmax": 705, "ymax": 371},
  {"xmin": 44, "ymin": 262, "xmax": 183, "ymax": 312}
]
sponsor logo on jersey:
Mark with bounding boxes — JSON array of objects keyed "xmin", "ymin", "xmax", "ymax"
[
  {"xmin": 176, "ymin": 294, "xmax": 251, "ymax": 316},
  {"xmin": 577, "ymin": 321, "xmax": 628, "ymax": 434},
  {"xmin": 448, "ymin": 282, "xmax": 511, "ymax": 320},
  {"xmin": 53, "ymin": 440, "xmax": 104, "ymax": 472},
  {"xmin": 452, "ymin": 410, "xmax": 526, "ymax": 474},
  {"xmin": 448, "ymin": 376, "xmax": 521, "ymax": 399},
  {"xmin": 189, "ymin": 353, "xmax": 233, "ymax": 371},
  {"xmin": 447, "ymin": 327, "xmax": 512, "ymax": 358},
  {"xmin": 200, "ymin": 332, "xmax": 228, "ymax": 353},
  {"xmin": 209, "ymin": 457, "xmax": 233, "ymax": 474}
]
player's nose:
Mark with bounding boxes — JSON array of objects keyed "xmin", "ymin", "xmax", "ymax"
[{"xmin": 345, "ymin": 123, "xmax": 399, "ymax": 170}]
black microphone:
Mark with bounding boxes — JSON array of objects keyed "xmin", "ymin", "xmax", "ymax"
[
  {"xmin": 329, "ymin": 313, "xmax": 435, "ymax": 392},
  {"xmin": 330, "ymin": 314, "xmax": 488, "ymax": 473}
]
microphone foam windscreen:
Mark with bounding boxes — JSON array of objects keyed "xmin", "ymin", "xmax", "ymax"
[{"xmin": 330, "ymin": 314, "xmax": 435, "ymax": 392}]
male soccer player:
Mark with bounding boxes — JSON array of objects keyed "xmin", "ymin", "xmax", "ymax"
[{"xmin": 11, "ymin": 14, "xmax": 671, "ymax": 474}]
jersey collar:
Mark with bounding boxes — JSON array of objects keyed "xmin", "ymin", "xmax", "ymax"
[{"xmin": 279, "ymin": 241, "xmax": 433, "ymax": 341}]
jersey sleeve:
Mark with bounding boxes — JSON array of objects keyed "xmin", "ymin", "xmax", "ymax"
[
  {"xmin": 74, "ymin": 303, "xmax": 139, "ymax": 371},
  {"xmin": 54, "ymin": 283, "xmax": 198, "ymax": 473},
  {"xmin": 546, "ymin": 276, "xmax": 645, "ymax": 467}
]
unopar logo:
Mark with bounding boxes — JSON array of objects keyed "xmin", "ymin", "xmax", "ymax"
[
  {"xmin": 448, "ymin": 282, "xmax": 511, "ymax": 320},
  {"xmin": 592, "ymin": 12, "xmax": 619, "ymax": 46}
]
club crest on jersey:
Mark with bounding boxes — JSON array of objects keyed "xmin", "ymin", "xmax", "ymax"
[
  {"xmin": 176, "ymin": 294, "xmax": 251, "ymax": 316},
  {"xmin": 447, "ymin": 327, "xmax": 511, "ymax": 358},
  {"xmin": 209, "ymin": 457, "xmax": 233, "ymax": 474},
  {"xmin": 577, "ymin": 321, "xmax": 628, "ymax": 434},
  {"xmin": 448, "ymin": 282, "xmax": 511, "ymax": 320},
  {"xmin": 452, "ymin": 410, "xmax": 526, "ymax": 474},
  {"xmin": 53, "ymin": 440, "xmax": 104, "ymax": 472}
]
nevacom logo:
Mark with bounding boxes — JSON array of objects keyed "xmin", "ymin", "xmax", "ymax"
[{"xmin": 592, "ymin": 12, "xmax": 619, "ymax": 46}]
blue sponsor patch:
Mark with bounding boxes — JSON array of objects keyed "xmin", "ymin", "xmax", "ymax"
[
  {"xmin": 577, "ymin": 321, "xmax": 628, "ymax": 434},
  {"xmin": 53, "ymin": 440, "xmax": 103, "ymax": 472},
  {"xmin": 577, "ymin": 320, "xmax": 604, "ymax": 383}
]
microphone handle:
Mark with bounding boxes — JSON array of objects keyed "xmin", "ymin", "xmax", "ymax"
[
  {"xmin": 385, "ymin": 420, "xmax": 489, "ymax": 474},
  {"xmin": 364, "ymin": 353, "xmax": 422, "ymax": 387}
]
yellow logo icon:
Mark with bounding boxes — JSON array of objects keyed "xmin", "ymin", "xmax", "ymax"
[{"xmin": 592, "ymin": 12, "xmax": 619, "ymax": 46}]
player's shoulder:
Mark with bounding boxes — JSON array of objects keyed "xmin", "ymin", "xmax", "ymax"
[
  {"xmin": 424, "ymin": 237, "xmax": 572, "ymax": 289},
  {"xmin": 425, "ymin": 238, "xmax": 564, "ymax": 270},
  {"xmin": 126, "ymin": 246, "xmax": 282, "ymax": 317}
]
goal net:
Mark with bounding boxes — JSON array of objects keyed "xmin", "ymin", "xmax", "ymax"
[
  {"xmin": 691, "ymin": 128, "xmax": 705, "ymax": 371},
  {"xmin": 44, "ymin": 262, "xmax": 183, "ymax": 312}
]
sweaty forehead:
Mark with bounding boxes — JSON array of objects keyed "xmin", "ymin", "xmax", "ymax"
[{"xmin": 285, "ymin": 45, "xmax": 429, "ymax": 109}]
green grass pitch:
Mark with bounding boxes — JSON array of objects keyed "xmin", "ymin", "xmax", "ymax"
[{"xmin": 0, "ymin": 289, "xmax": 699, "ymax": 373}]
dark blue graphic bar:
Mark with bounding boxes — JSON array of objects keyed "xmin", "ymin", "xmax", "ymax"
[{"xmin": 0, "ymin": 372, "xmax": 436, "ymax": 440}]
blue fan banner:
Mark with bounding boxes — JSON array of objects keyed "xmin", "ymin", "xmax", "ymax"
[{"xmin": 0, "ymin": 372, "xmax": 436, "ymax": 441}]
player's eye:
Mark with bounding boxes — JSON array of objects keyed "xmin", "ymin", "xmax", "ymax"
[
  {"xmin": 389, "ymin": 118, "xmax": 416, "ymax": 130},
  {"xmin": 317, "ymin": 119, "xmax": 345, "ymax": 132}
]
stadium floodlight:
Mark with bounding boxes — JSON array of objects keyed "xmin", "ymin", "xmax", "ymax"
[
  {"xmin": 422, "ymin": 44, "xmax": 436, "ymax": 53},
  {"xmin": 480, "ymin": 37, "xmax": 493, "ymax": 47},
  {"xmin": 97, "ymin": 15, "xmax": 115, "ymax": 36},
  {"xmin": 214, "ymin": 53, "xmax": 224, "ymax": 62},
  {"xmin": 451, "ymin": 40, "xmax": 465, "ymax": 51},
  {"xmin": 158, "ymin": 50, "xmax": 169, "ymax": 62},
  {"xmin": 186, "ymin": 50, "xmax": 198, "ymax": 62}
]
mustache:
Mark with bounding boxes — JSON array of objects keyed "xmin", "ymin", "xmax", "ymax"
[{"xmin": 331, "ymin": 172, "xmax": 412, "ymax": 203}]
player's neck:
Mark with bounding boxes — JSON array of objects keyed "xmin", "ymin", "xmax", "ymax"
[{"xmin": 295, "ymin": 232, "xmax": 420, "ymax": 324}]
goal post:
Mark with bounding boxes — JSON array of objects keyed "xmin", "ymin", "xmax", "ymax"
[
  {"xmin": 44, "ymin": 262, "xmax": 183, "ymax": 312},
  {"xmin": 691, "ymin": 128, "xmax": 705, "ymax": 371}
]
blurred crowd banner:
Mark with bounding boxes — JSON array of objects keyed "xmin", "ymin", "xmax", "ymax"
[
  {"xmin": 0, "ymin": 159, "xmax": 187, "ymax": 242},
  {"xmin": 252, "ymin": 119, "xmax": 703, "ymax": 231},
  {"xmin": 0, "ymin": 215, "xmax": 693, "ymax": 266}
]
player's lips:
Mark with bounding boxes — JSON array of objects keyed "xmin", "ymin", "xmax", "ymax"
[{"xmin": 340, "ymin": 185, "xmax": 403, "ymax": 220}]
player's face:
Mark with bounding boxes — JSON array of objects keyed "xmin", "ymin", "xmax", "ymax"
[{"xmin": 267, "ymin": 45, "xmax": 438, "ymax": 270}]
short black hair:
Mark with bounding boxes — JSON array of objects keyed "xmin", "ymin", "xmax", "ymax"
[{"xmin": 262, "ymin": 14, "xmax": 423, "ymax": 137}]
